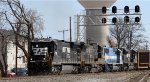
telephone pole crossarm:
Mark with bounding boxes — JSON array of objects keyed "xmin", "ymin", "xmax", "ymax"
[{"xmin": 58, "ymin": 30, "xmax": 69, "ymax": 40}]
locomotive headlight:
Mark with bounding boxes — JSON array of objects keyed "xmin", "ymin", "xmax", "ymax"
[{"xmin": 43, "ymin": 58, "xmax": 45, "ymax": 60}]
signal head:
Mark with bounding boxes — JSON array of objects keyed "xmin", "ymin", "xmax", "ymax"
[
  {"xmin": 124, "ymin": 6, "xmax": 129, "ymax": 13},
  {"xmin": 102, "ymin": 6, "xmax": 107, "ymax": 14}
]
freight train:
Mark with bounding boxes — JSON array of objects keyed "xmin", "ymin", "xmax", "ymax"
[{"xmin": 27, "ymin": 38, "xmax": 149, "ymax": 75}]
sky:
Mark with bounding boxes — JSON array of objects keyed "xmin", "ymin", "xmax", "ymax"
[{"xmin": 21, "ymin": 0, "xmax": 150, "ymax": 42}]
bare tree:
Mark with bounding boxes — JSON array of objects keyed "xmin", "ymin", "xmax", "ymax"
[
  {"xmin": 110, "ymin": 18, "xmax": 128, "ymax": 48},
  {"xmin": 0, "ymin": 12, "xmax": 13, "ymax": 77},
  {"xmin": 110, "ymin": 17, "xmax": 147, "ymax": 50},
  {"xmin": 3, "ymin": 0, "xmax": 44, "ymax": 60},
  {"xmin": 0, "ymin": 0, "xmax": 43, "ymax": 77},
  {"xmin": 107, "ymin": 36, "xmax": 117, "ymax": 48}
]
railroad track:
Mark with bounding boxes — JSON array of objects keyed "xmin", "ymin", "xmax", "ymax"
[{"xmin": 125, "ymin": 70, "xmax": 150, "ymax": 82}]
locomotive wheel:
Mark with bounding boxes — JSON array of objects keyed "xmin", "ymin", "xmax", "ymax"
[
  {"xmin": 97, "ymin": 65, "xmax": 103, "ymax": 73},
  {"xmin": 71, "ymin": 66, "xmax": 79, "ymax": 74},
  {"xmin": 104, "ymin": 64, "xmax": 111, "ymax": 72},
  {"xmin": 71, "ymin": 66, "xmax": 77, "ymax": 74},
  {"xmin": 52, "ymin": 66, "xmax": 56, "ymax": 74},
  {"xmin": 108, "ymin": 65, "xmax": 113, "ymax": 72},
  {"xmin": 52, "ymin": 66, "xmax": 57, "ymax": 74},
  {"xmin": 117, "ymin": 65, "xmax": 122, "ymax": 72},
  {"xmin": 102, "ymin": 65, "xmax": 105, "ymax": 72},
  {"xmin": 83, "ymin": 66, "xmax": 88, "ymax": 73},
  {"xmin": 55, "ymin": 66, "xmax": 62, "ymax": 74},
  {"xmin": 124, "ymin": 65, "xmax": 129, "ymax": 71},
  {"xmin": 85, "ymin": 66, "xmax": 92, "ymax": 73}
]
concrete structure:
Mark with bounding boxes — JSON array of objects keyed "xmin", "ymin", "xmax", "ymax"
[{"xmin": 78, "ymin": 0, "xmax": 117, "ymax": 46}]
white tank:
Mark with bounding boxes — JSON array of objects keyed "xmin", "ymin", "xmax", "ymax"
[{"xmin": 78, "ymin": 0, "xmax": 117, "ymax": 46}]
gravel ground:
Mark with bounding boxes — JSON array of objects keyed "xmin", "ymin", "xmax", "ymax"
[
  {"xmin": 146, "ymin": 75, "xmax": 150, "ymax": 82},
  {"xmin": 0, "ymin": 71, "xmax": 146, "ymax": 82}
]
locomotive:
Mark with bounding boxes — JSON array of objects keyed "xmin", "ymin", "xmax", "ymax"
[{"xmin": 27, "ymin": 38, "xmax": 144, "ymax": 75}]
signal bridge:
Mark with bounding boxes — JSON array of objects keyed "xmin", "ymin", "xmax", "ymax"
[{"xmin": 76, "ymin": 4, "xmax": 141, "ymax": 44}]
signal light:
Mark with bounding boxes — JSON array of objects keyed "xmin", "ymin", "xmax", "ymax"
[
  {"xmin": 102, "ymin": 6, "xmax": 107, "ymax": 14},
  {"xmin": 135, "ymin": 17, "xmax": 140, "ymax": 22},
  {"xmin": 112, "ymin": 6, "xmax": 117, "ymax": 13},
  {"xmin": 124, "ymin": 16, "xmax": 129, "ymax": 23},
  {"xmin": 124, "ymin": 6, "xmax": 129, "ymax": 13},
  {"xmin": 135, "ymin": 5, "xmax": 140, "ymax": 13},
  {"xmin": 112, "ymin": 17, "xmax": 117, "ymax": 24},
  {"xmin": 102, "ymin": 18, "xmax": 107, "ymax": 23}
]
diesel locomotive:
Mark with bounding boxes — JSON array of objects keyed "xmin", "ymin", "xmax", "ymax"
[{"xmin": 27, "ymin": 38, "xmax": 146, "ymax": 75}]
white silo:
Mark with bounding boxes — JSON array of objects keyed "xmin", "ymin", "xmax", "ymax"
[{"xmin": 78, "ymin": 0, "xmax": 117, "ymax": 46}]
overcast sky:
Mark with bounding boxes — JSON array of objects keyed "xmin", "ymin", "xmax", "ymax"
[{"xmin": 21, "ymin": 0, "xmax": 150, "ymax": 42}]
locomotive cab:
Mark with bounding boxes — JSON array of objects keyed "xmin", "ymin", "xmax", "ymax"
[
  {"xmin": 28, "ymin": 40, "xmax": 57, "ymax": 75},
  {"xmin": 30, "ymin": 41, "xmax": 57, "ymax": 62},
  {"xmin": 103, "ymin": 47, "xmax": 124, "ymax": 71}
]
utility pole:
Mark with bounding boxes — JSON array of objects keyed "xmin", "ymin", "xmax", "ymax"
[
  {"xmin": 14, "ymin": 22, "xmax": 26, "ymax": 76},
  {"xmin": 15, "ymin": 23, "xmax": 18, "ymax": 76},
  {"xmin": 58, "ymin": 30, "xmax": 68, "ymax": 40},
  {"xmin": 145, "ymin": 41, "xmax": 148, "ymax": 50},
  {"xmin": 129, "ymin": 30, "xmax": 132, "ymax": 50},
  {"xmin": 70, "ymin": 17, "xmax": 72, "ymax": 42}
]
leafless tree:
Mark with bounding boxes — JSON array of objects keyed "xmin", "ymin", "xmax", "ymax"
[
  {"xmin": 107, "ymin": 36, "xmax": 117, "ymax": 48},
  {"xmin": 0, "ymin": 12, "xmax": 13, "ymax": 77},
  {"xmin": 0, "ymin": 0, "xmax": 43, "ymax": 77},
  {"xmin": 3, "ymin": 0, "xmax": 44, "ymax": 60},
  {"xmin": 110, "ymin": 17, "xmax": 147, "ymax": 50},
  {"xmin": 110, "ymin": 18, "xmax": 128, "ymax": 48}
]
